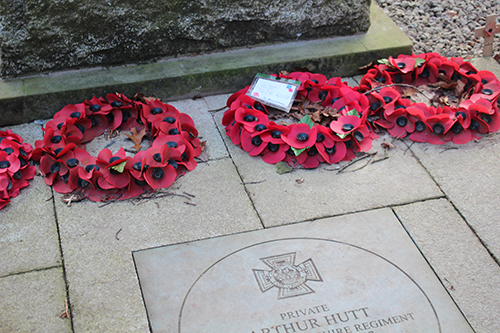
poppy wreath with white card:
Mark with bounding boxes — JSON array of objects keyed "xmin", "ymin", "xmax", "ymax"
[{"xmin": 222, "ymin": 53, "xmax": 500, "ymax": 168}]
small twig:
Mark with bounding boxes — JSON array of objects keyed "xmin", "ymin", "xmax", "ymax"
[
  {"xmin": 123, "ymin": 148, "xmax": 139, "ymax": 154},
  {"xmin": 440, "ymin": 147, "xmax": 459, "ymax": 154},
  {"xmin": 184, "ymin": 201, "xmax": 197, "ymax": 206},
  {"xmin": 241, "ymin": 180, "xmax": 266, "ymax": 185},
  {"xmin": 337, "ymin": 152, "xmax": 377, "ymax": 173},
  {"xmin": 115, "ymin": 228, "xmax": 122, "ymax": 240},
  {"xmin": 208, "ymin": 106, "xmax": 228, "ymax": 113},
  {"xmin": 182, "ymin": 192, "xmax": 196, "ymax": 198},
  {"xmin": 60, "ymin": 299, "xmax": 69, "ymax": 319},
  {"xmin": 363, "ymin": 83, "xmax": 434, "ymax": 101}
]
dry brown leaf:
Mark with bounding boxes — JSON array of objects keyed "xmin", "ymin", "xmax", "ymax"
[
  {"xmin": 381, "ymin": 142, "xmax": 394, "ymax": 149},
  {"xmin": 295, "ymin": 178, "xmax": 304, "ymax": 184},
  {"xmin": 310, "ymin": 111, "xmax": 322, "ymax": 122},
  {"xmin": 199, "ymin": 140, "xmax": 207, "ymax": 152},
  {"xmin": 122, "ymin": 127, "xmax": 147, "ymax": 151},
  {"xmin": 402, "ymin": 87, "xmax": 419, "ymax": 98},
  {"xmin": 62, "ymin": 192, "xmax": 85, "ymax": 207}
]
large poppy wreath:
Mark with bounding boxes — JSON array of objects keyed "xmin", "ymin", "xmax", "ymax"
[
  {"xmin": 222, "ymin": 52, "xmax": 500, "ymax": 168},
  {"xmin": 31, "ymin": 93, "xmax": 202, "ymax": 202}
]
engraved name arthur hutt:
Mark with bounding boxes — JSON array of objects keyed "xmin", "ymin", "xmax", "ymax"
[{"xmin": 253, "ymin": 252, "xmax": 323, "ymax": 299}]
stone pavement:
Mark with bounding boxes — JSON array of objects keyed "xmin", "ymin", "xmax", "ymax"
[{"xmin": 1, "ymin": 57, "xmax": 500, "ymax": 333}]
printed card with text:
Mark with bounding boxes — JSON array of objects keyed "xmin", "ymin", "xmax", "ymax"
[{"xmin": 246, "ymin": 74, "xmax": 301, "ymax": 112}]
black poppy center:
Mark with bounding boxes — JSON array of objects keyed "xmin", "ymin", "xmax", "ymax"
[
  {"xmin": 271, "ymin": 130, "xmax": 282, "ymax": 139},
  {"xmin": 169, "ymin": 128, "xmax": 180, "ymax": 135},
  {"xmin": 150, "ymin": 107, "xmax": 163, "ymax": 115},
  {"xmin": 318, "ymin": 91, "xmax": 328, "ymax": 101},
  {"xmin": 296, "ymin": 133, "xmax": 309, "ymax": 141},
  {"xmin": 452, "ymin": 122, "xmax": 463, "ymax": 134},
  {"xmin": 482, "ymin": 88, "xmax": 493, "ymax": 95},
  {"xmin": 470, "ymin": 119, "xmax": 479, "ymax": 131},
  {"xmin": 455, "ymin": 111, "xmax": 467, "ymax": 120},
  {"xmin": 66, "ymin": 158, "xmax": 79, "ymax": 168},
  {"xmin": 254, "ymin": 124, "xmax": 267, "ymax": 131},
  {"xmin": 432, "ymin": 123, "xmax": 445, "ymax": 134},
  {"xmin": 415, "ymin": 121, "xmax": 426, "ymax": 132},
  {"xmin": 383, "ymin": 96, "xmax": 393, "ymax": 104},
  {"xmin": 480, "ymin": 113, "xmax": 492, "ymax": 124},
  {"xmin": 163, "ymin": 117, "xmax": 176, "ymax": 123},
  {"xmin": 307, "ymin": 146, "xmax": 318, "ymax": 156},
  {"xmin": 13, "ymin": 170, "xmax": 23, "ymax": 180},
  {"xmin": 78, "ymin": 178, "xmax": 90, "ymax": 188},
  {"xmin": 353, "ymin": 131, "xmax": 364, "ymax": 142},
  {"xmin": 3, "ymin": 148, "xmax": 14, "ymax": 155},
  {"xmin": 244, "ymin": 115, "xmax": 256, "ymax": 122},
  {"xmin": 0, "ymin": 160, "xmax": 11, "ymax": 169},
  {"xmin": 133, "ymin": 162, "xmax": 142, "ymax": 171},
  {"xmin": 109, "ymin": 156, "xmax": 121, "ymax": 164},
  {"xmin": 153, "ymin": 153, "xmax": 162, "ymax": 162},
  {"xmin": 168, "ymin": 159, "xmax": 178, "ymax": 170},
  {"xmin": 152, "ymin": 168, "xmax": 164, "ymax": 180},
  {"xmin": 251, "ymin": 135, "xmax": 263, "ymax": 146},
  {"xmin": 85, "ymin": 164, "xmax": 99, "ymax": 172},
  {"xmin": 370, "ymin": 101, "xmax": 382, "ymax": 111},
  {"xmin": 267, "ymin": 143, "xmax": 279, "ymax": 152},
  {"xmin": 342, "ymin": 124, "xmax": 355, "ymax": 132},
  {"xmin": 316, "ymin": 133, "xmax": 325, "ymax": 142},
  {"xmin": 325, "ymin": 145, "xmax": 336, "ymax": 154},
  {"xmin": 70, "ymin": 112, "xmax": 81, "ymax": 119},
  {"xmin": 253, "ymin": 103, "xmax": 265, "ymax": 112},
  {"xmin": 89, "ymin": 104, "xmax": 101, "ymax": 112},
  {"xmin": 397, "ymin": 62, "xmax": 406, "ymax": 69},
  {"xmin": 111, "ymin": 101, "xmax": 123, "ymax": 108},
  {"xmin": 166, "ymin": 141, "xmax": 178, "ymax": 148},
  {"xmin": 420, "ymin": 68, "xmax": 430, "ymax": 78},
  {"xmin": 50, "ymin": 162, "xmax": 61, "ymax": 173},
  {"xmin": 396, "ymin": 116, "xmax": 408, "ymax": 127}
]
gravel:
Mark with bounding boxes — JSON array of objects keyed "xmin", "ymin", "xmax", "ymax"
[{"xmin": 375, "ymin": 0, "xmax": 500, "ymax": 59}]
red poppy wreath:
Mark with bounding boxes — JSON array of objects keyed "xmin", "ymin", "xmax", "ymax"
[
  {"xmin": 222, "ymin": 52, "xmax": 500, "ymax": 168},
  {"xmin": 0, "ymin": 130, "xmax": 36, "ymax": 210},
  {"xmin": 31, "ymin": 93, "xmax": 202, "ymax": 202}
]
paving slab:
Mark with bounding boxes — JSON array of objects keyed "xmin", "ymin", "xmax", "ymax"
[
  {"xmin": 0, "ymin": 267, "xmax": 71, "ymax": 332},
  {"xmin": 134, "ymin": 208, "xmax": 472, "ymax": 333},
  {"xmin": 214, "ymin": 109, "xmax": 443, "ymax": 226},
  {"xmin": 0, "ymin": 123, "xmax": 61, "ymax": 277},
  {"xmin": 54, "ymin": 158, "xmax": 262, "ymax": 332},
  {"xmin": 167, "ymin": 98, "xmax": 228, "ymax": 161},
  {"xmin": 407, "ymin": 133, "xmax": 500, "ymax": 261},
  {"xmin": 394, "ymin": 198, "xmax": 500, "ymax": 333}
]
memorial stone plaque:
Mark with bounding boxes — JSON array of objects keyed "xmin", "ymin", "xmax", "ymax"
[{"xmin": 134, "ymin": 208, "xmax": 473, "ymax": 333}]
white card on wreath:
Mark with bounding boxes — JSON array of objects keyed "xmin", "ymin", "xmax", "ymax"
[{"xmin": 246, "ymin": 74, "xmax": 301, "ymax": 112}]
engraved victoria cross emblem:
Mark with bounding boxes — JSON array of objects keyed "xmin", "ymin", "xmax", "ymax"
[{"xmin": 253, "ymin": 252, "xmax": 323, "ymax": 299}]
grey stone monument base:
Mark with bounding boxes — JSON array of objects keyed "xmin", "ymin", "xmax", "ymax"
[
  {"xmin": 0, "ymin": 2, "xmax": 411, "ymax": 127},
  {"xmin": 133, "ymin": 208, "xmax": 472, "ymax": 333}
]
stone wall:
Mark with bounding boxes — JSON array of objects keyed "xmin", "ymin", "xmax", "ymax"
[{"xmin": 1, "ymin": 0, "xmax": 371, "ymax": 78}]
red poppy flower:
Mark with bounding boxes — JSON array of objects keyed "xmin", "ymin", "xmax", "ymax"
[
  {"xmin": 143, "ymin": 150, "xmax": 178, "ymax": 190},
  {"xmin": 226, "ymin": 86, "xmax": 250, "ymax": 108},
  {"xmin": 234, "ymin": 107, "xmax": 268, "ymax": 133},
  {"xmin": 296, "ymin": 146, "xmax": 325, "ymax": 168},
  {"xmin": 241, "ymin": 128, "xmax": 268, "ymax": 156},
  {"xmin": 261, "ymin": 142, "xmax": 289, "ymax": 164},
  {"xmin": 388, "ymin": 54, "xmax": 416, "ymax": 74},
  {"xmin": 96, "ymin": 148, "xmax": 131, "ymax": 189},
  {"xmin": 281, "ymin": 123, "xmax": 318, "ymax": 149},
  {"xmin": 84, "ymin": 96, "xmax": 113, "ymax": 116}
]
